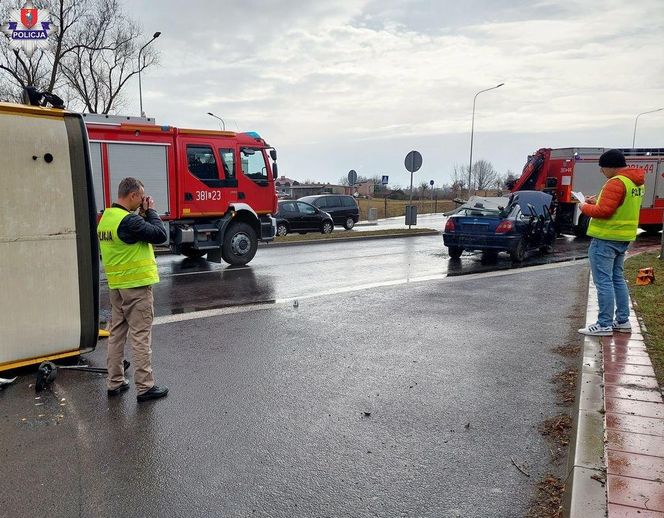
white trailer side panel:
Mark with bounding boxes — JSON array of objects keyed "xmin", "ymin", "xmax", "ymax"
[{"xmin": 0, "ymin": 113, "xmax": 81, "ymax": 364}]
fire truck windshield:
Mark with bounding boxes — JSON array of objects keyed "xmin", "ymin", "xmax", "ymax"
[{"xmin": 241, "ymin": 148, "xmax": 269, "ymax": 184}]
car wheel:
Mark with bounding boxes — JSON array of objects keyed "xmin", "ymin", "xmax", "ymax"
[
  {"xmin": 321, "ymin": 221, "xmax": 333, "ymax": 234},
  {"xmin": 343, "ymin": 217, "xmax": 355, "ymax": 230},
  {"xmin": 510, "ymin": 239, "xmax": 526, "ymax": 262},
  {"xmin": 276, "ymin": 223, "xmax": 288, "ymax": 237},
  {"xmin": 448, "ymin": 246, "xmax": 463, "ymax": 259}
]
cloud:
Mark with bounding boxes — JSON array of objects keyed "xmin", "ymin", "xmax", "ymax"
[{"xmin": 127, "ymin": 0, "xmax": 664, "ymax": 182}]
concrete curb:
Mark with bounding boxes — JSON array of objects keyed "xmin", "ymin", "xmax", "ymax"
[
  {"xmin": 562, "ymin": 277, "xmax": 608, "ymax": 517},
  {"xmin": 563, "ymin": 273, "xmax": 664, "ymax": 517},
  {"xmin": 154, "ymin": 229, "xmax": 441, "ymax": 255}
]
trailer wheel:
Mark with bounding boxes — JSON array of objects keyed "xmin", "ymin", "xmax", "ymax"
[
  {"xmin": 574, "ymin": 214, "xmax": 590, "ymax": 238},
  {"xmin": 221, "ymin": 222, "xmax": 258, "ymax": 266},
  {"xmin": 181, "ymin": 246, "xmax": 207, "ymax": 259},
  {"xmin": 640, "ymin": 224, "xmax": 663, "ymax": 234},
  {"xmin": 448, "ymin": 246, "xmax": 463, "ymax": 259},
  {"xmin": 510, "ymin": 239, "xmax": 526, "ymax": 262}
]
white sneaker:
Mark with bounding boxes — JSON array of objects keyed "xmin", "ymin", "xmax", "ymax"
[
  {"xmin": 578, "ymin": 323, "xmax": 613, "ymax": 336},
  {"xmin": 612, "ymin": 320, "xmax": 632, "ymax": 333}
]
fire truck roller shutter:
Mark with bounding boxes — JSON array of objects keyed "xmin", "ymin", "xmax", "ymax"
[
  {"xmin": 0, "ymin": 107, "xmax": 99, "ymax": 371},
  {"xmin": 106, "ymin": 143, "xmax": 170, "ymax": 245}
]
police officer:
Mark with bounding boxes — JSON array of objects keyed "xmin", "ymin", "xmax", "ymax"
[
  {"xmin": 97, "ymin": 177, "xmax": 169, "ymax": 401},
  {"xmin": 578, "ymin": 149, "xmax": 645, "ymax": 336}
]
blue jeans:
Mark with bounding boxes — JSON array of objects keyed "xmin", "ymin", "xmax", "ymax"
[{"xmin": 588, "ymin": 238, "xmax": 631, "ymax": 327}]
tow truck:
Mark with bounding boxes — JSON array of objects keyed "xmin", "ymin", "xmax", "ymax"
[{"xmin": 511, "ymin": 147, "xmax": 664, "ymax": 236}]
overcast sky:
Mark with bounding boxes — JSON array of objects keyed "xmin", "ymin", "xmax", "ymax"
[{"xmin": 127, "ymin": 0, "xmax": 663, "ymax": 187}]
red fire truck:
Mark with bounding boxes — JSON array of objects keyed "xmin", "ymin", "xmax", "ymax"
[
  {"xmin": 84, "ymin": 114, "xmax": 278, "ymax": 265},
  {"xmin": 511, "ymin": 147, "xmax": 664, "ymax": 236}
]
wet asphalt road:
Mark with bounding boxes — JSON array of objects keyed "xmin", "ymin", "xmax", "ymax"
[
  {"xmin": 108, "ymin": 233, "xmax": 582, "ymax": 318},
  {"xmin": 3, "ymin": 229, "xmax": 660, "ymax": 517},
  {"xmin": 2, "ymin": 261, "xmax": 589, "ymax": 517},
  {"xmin": 100, "ymin": 231, "xmax": 659, "ymax": 319}
]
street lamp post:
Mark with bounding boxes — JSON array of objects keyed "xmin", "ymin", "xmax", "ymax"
[
  {"xmin": 632, "ymin": 107, "xmax": 663, "ymax": 147},
  {"xmin": 207, "ymin": 112, "xmax": 226, "ymax": 131},
  {"xmin": 468, "ymin": 82, "xmax": 504, "ymax": 196},
  {"xmin": 138, "ymin": 31, "xmax": 161, "ymax": 117}
]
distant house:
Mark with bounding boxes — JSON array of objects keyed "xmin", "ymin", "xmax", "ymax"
[
  {"xmin": 275, "ymin": 177, "xmax": 376, "ymax": 199},
  {"xmin": 275, "ymin": 176, "xmax": 300, "ymax": 197}
]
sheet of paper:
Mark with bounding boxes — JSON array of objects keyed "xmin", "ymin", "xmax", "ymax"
[{"xmin": 571, "ymin": 191, "xmax": 585, "ymax": 203}]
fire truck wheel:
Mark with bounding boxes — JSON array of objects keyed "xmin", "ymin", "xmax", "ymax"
[
  {"xmin": 510, "ymin": 239, "xmax": 526, "ymax": 262},
  {"xmin": 343, "ymin": 217, "xmax": 355, "ymax": 230},
  {"xmin": 181, "ymin": 246, "xmax": 207, "ymax": 259},
  {"xmin": 640, "ymin": 224, "xmax": 663, "ymax": 234},
  {"xmin": 321, "ymin": 221, "xmax": 333, "ymax": 234},
  {"xmin": 276, "ymin": 223, "xmax": 289, "ymax": 236},
  {"xmin": 222, "ymin": 222, "xmax": 258, "ymax": 266}
]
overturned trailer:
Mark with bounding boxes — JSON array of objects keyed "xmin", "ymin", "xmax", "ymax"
[{"xmin": 0, "ymin": 98, "xmax": 99, "ymax": 372}]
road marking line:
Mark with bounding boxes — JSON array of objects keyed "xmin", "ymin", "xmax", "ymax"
[{"xmin": 153, "ymin": 259, "xmax": 587, "ymax": 326}]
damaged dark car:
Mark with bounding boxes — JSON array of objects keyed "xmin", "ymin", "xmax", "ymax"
[{"xmin": 443, "ymin": 191, "xmax": 556, "ymax": 262}]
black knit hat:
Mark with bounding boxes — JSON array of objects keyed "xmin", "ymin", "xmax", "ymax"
[{"xmin": 598, "ymin": 149, "xmax": 626, "ymax": 168}]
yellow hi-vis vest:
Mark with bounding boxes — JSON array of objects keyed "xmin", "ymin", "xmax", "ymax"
[
  {"xmin": 97, "ymin": 207, "xmax": 159, "ymax": 289},
  {"xmin": 587, "ymin": 175, "xmax": 644, "ymax": 242}
]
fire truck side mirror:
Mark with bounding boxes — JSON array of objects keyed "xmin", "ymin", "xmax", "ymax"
[
  {"xmin": 272, "ymin": 162, "xmax": 279, "ymax": 178},
  {"xmin": 269, "ymin": 149, "xmax": 277, "ymax": 161}
]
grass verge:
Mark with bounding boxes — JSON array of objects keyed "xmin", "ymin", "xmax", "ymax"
[
  {"xmin": 273, "ymin": 228, "xmax": 438, "ymax": 243},
  {"xmin": 624, "ymin": 251, "xmax": 664, "ymax": 387}
]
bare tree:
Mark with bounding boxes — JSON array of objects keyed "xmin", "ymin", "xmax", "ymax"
[
  {"xmin": 338, "ymin": 174, "xmax": 368, "ymax": 186},
  {"xmin": 498, "ymin": 169, "xmax": 519, "ymax": 191},
  {"xmin": 419, "ymin": 181, "xmax": 429, "ymax": 199},
  {"xmin": 0, "ymin": 0, "xmax": 158, "ymax": 113},
  {"xmin": 451, "ymin": 164, "xmax": 467, "ymax": 194},
  {"xmin": 471, "ymin": 159, "xmax": 499, "ymax": 191}
]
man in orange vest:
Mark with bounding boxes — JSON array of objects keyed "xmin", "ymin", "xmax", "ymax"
[
  {"xmin": 97, "ymin": 178, "xmax": 169, "ymax": 401},
  {"xmin": 577, "ymin": 149, "xmax": 645, "ymax": 336}
]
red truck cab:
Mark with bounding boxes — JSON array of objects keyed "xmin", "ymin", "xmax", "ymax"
[{"xmin": 85, "ymin": 115, "xmax": 278, "ymax": 265}]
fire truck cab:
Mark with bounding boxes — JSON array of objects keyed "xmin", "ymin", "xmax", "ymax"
[
  {"xmin": 512, "ymin": 147, "xmax": 664, "ymax": 236},
  {"xmin": 85, "ymin": 114, "xmax": 278, "ymax": 265}
]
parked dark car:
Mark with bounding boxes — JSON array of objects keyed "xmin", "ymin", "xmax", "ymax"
[
  {"xmin": 298, "ymin": 194, "xmax": 359, "ymax": 230},
  {"xmin": 275, "ymin": 200, "xmax": 334, "ymax": 236},
  {"xmin": 442, "ymin": 191, "xmax": 556, "ymax": 262}
]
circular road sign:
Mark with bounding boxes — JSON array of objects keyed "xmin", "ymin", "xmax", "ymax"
[
  {"xmin": 404, "ymin": 151, "xmax": 422, "ymax": 173},
  {"xmin": 429, "ymin": 179, "xmax": 434, "ymax": 186},
  {"xmin": 347, "ymin": 169, "xmax": 358, "ymax": 185}
]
